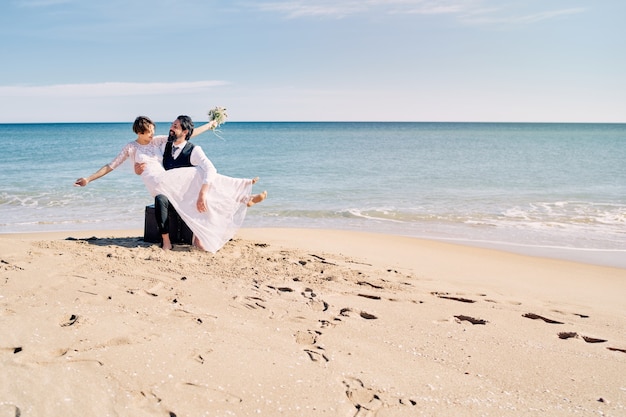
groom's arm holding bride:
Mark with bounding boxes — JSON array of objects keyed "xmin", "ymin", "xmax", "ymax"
[{"xmin": 191, "ymin": 147, "xmax": 218, "ymax": 213}]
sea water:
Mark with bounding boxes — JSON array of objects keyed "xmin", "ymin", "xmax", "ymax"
[{"xmin": 1, "ymin": 122, "xmax": 624, "ymax": 268}]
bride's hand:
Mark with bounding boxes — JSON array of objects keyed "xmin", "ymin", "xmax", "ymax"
[
  {"xmin": 74, "ymin": 177, "xmax": 88, "ymax": 187},
  {"xmin": 134, "ymin": 163, "xmax": 146, "ymax": 175}
]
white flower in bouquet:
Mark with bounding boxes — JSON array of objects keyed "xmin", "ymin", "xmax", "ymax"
[
  {"xmin": 208, "ymin": 106, "xmax": 228, "ymax": 139},
  {"xmin": 208, "ymin": 106, "xmax": 228, "ymax": 127}
]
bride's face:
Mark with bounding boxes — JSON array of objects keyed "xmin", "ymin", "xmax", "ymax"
[{"xmin": 138, "ymin": 124, "xmax": 155, "ymax": 142}]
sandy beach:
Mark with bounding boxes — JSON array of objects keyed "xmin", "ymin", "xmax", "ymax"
[{"xmin": 1, "ymin": 228, "xmax": 625, "ymax": 416}]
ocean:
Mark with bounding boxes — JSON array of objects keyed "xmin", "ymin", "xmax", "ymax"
[{"xmin": 1, "ymin": 122, "xmax": 625, "ymax": 268}]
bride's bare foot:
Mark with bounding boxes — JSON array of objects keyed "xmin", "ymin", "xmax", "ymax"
[
  {"xmin": 193, "ymin": 236, "xmax": 206, "ymax": 251},
  {"xmin": 247, "ymin": 190, "xmax": 267, "ymax": 207},
  {"xmin": 251, "ymin": 177, "xmax": 259, "ymax": 185}
]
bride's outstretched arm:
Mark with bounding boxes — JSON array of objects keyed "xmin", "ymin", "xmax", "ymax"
[{"xmin": 74, "ymin": 164, "xmax": 113, "ymax": 186}]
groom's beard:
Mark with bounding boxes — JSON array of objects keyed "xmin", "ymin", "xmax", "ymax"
[{"xmin": 167, "ymin": 130, "xmax": 177, "ymax": 142}]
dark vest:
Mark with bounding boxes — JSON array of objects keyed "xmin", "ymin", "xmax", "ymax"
[{"xmin": 163, "ymin": 141, "xmax": 195, "ymax": 170}]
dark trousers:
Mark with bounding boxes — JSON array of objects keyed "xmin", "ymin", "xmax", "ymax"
[{"xmin": 155, "ymin": 194, "xmax": 171, "ymax": 235}]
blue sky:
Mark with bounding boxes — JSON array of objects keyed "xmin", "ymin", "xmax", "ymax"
[{"xmin": 1, "ymin": 0, "xmax": 624, "ymax": 123}]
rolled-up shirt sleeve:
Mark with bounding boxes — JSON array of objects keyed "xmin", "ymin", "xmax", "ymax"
[{"xmin": 190, "ymin": 146, "xmax": 217, "ymax": 184}]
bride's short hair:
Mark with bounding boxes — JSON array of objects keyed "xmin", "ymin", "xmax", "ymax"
[{"xmin": 133, "ymin": 116, "xmax": 155, "ymax": 134}]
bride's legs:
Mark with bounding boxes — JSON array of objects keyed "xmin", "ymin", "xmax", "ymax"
[
  {"xmin": 247, "ymin": 190, "xmax": 268, "ymax": 207},
  {"xmin": 238, "ymin": 177, "xmax": 263, "ymax": 205},
  {"xmin": 193, "ymin": 236, "xmax": 206, "ymax": 251}
]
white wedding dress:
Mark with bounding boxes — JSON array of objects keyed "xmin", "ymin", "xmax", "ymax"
[{"xmin": 134, "ymin": 143, "xmax": 252, "ymax": 253}]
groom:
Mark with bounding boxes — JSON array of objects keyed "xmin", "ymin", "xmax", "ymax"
[{"xmin": 136, "ymin": 115, "xmax": 217, "ymax": 250}]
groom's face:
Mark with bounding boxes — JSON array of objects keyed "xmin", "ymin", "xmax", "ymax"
[{"xmin": 168, "ymin": 119, "xmax": 186, "ymax": 142}]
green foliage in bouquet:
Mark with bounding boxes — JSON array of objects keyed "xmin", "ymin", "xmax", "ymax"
[
  {"xmin": 208, "ymin": 106, "xmax": 228, "ymax": 127},
  {"xmin": 208, "ymin": 106, "xmax": 228, "ymax": 139}
]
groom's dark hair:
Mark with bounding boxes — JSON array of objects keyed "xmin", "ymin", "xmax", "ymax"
[{"xmin": 177, "ymin": 115, "xmax": 194, "ymax": 140}]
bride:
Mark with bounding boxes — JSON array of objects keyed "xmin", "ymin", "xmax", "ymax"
[{"xmin": 75, "ymin": 115, "xmax": 267, "ymax": 253}]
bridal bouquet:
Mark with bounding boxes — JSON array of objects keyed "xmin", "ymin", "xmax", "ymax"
[
  {"xmin": 208, "ymin": 106, "xmax": 228, "ymax": 128},
  {"xmin": 208, "ymin": 106, "xmax": 227, "ymax": 139}
]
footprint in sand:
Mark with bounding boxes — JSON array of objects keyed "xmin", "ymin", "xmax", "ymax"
[
  {"xmin": 343, "ymin": 377, "xmax": 383, "ymax": 416},
  {"xmin": 304, "ymin": 348, "xmax": 329, "ymax": 363},
  {"xmin": 551, "ymin": 309, "xmax": 590, "ymax": 319},
  {"xmin": 143, "ymin": 281, "xmax": 172, "ymax": 297},
  {"xmin": 455, "ymin": 315, "xmax": 487, "ymax": 325},
  {"xmin": 318, "ymin": 319, "xmax": 336, "ymax": 329},
  {"xmin": 558, "ymin": 332, "xmax": 607, "ymax": 343},
  {"xmin": 267, "ymin": 285, "xmax": 294, "ymax": 293},
  {"xmin": 170, "ymin": 308, "xmax": 217, "ymax": 328},
  {"xmin": 296, "ymin": 330, "xmax": 329, "ymax": 363},
  {"xmin": 359, "ymin": 311, "xmax": 378, "ymax": 320},
  {"xmin": 302, "ymin": 287, "xmax": 329, "ymax": 312},
  {"xmin": 295, "ymin": 330, "xmax": 320, "ymax": 345},
  {"xmin": 148, "ymin": 381, "xmax": 242, "ymax": 416},
  {"xmin": 0, "ymin": 404, "xmax": 21, "ymax": 417},
  {"xmin": 1, "ymin": 259, "xmax": 24, "ymax": 271},
  {"xmin": 0, "ymin": 346, "xmax": 23, "ymax": 356},
  {"xmin": 431, "ymin": 292, "xmax": 476, "ymax": 303},
  {"xmin": 60, "ymin": 314, "xmax": 79, "ymax": 327},
  {"xmin": 581, "ymin": 335, "xmax": 608, "ymax": 343},
  {"xmin": 523, "ymin": 313, "xmax": 563, "ymax": 324},
  {"xmin": 241, "ymin": 295, "xmax": 266, "ymax": 310},
  {"xmin": 337, "ymin": 308, "xmax": 378, "ymax": 321},
  {"xmin": 191, "ymin": 348, "xmax": 214, "ymax": 364},
  {"xmin": 357, "ymin": 281, "xmax": 384, "ymax": 290},
  {"xmin": 357, "ymin": 293, "xmax": 382, "ymax": 300},
  {"xmin": 342, "ymin": 377, "xmax": 418, "ymax": 416}
]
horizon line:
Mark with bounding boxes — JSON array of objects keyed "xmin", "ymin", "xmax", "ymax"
[{"xmin": 1, "ymin": 120, "xmax": 625, "ymax": 125}]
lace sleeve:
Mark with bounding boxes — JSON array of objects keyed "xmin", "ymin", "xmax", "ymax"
[
  {"xmin": 152, "ymin": 135, "xmax": 168, "ymax": 147},
  {"xmin": 107, "ymin": 142, "xmax": 134, "ymax": 170}
]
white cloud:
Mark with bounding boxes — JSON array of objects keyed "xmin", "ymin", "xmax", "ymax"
[
  {"xmin": 0, "ymin": 80, "xmax": 230, "ymax": 98},
  {"xmin": 0, "ymin": 80, "xmax": 233, "ymax": 122},
  {"xmin": 14, "ymin": 0, "xmax": 73, "ymax": 7},
  {"xmin": 255, "ymin": 1, "xmax": 361, "ymax": 18},
  {"xmin": 256, "ymin": 0, "xmax": 586, "ymax": 25},
  {"xmin": 256, "ymin": 0, "xmax": 466, "ymax": 19},
  {"xmin": 462, "ymin": 7, "xmax": 586, "ymax": 25}
]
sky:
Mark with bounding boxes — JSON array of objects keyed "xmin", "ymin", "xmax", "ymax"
[{"xmin": 0, "ymin": 0, "xmax": 624, "ymax": 123}]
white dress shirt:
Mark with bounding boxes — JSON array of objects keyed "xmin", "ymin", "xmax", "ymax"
[{"xmin": 170, "ymin": 143, "xmax": 217, "ymax": 185}]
